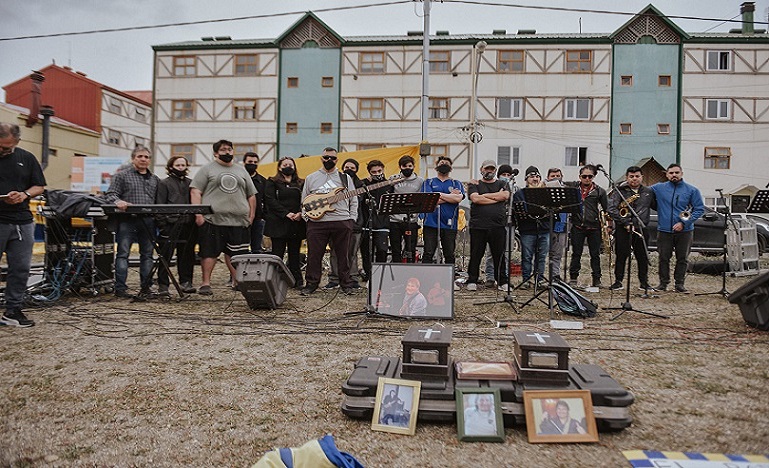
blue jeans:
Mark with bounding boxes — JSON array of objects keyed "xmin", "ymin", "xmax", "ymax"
[
  {"xmin": 0, "ymin": 223, "xmax": 35, "ymax": 311},
  {"xmin": 520, "ymin": 231, "xmax": 549, "ymax": 283},
  {"xmin": 115, "ymin": 218, "xmax": 155, "ymax": 292}
]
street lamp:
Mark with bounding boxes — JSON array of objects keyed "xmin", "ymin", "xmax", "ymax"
[{"xmin": 469, "ymin": 40, "xmax": 487, "ymax": 174}]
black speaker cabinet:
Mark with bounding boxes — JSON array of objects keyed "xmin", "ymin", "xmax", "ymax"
[
  {"xmin": 729, "ymin": 270, "xmax": 769, "ymax": 330},
  {"xmin": 230, "ymin": 254, "xmax": 295, "ymax": 309}
]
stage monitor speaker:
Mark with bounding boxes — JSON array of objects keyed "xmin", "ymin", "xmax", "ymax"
[
  {"xmin": 728, "ymin": 270, "xmax": 769, "ymax": 330},
  {"xmin": 230, "ymin": 254, "xmax": 295, "ymax": 309}
]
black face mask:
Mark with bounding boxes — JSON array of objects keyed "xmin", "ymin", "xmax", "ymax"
[
  {"xmin": 344, "ymin": 169, "xmax": 358, "ymax": 179},
  {"xmin": 218, "ymin": 153, "xmax": 234, "ymax": 163},
  {"xmin": 482, "ymin": 172, "xmax": 495, "ymax": 181},
  {"xmin": 436, "ymin": 165, "xmax": 452, "ymax": 174},
  {"xmin": 280, "ymin": 166, "xmax": 295, "ymax": 176},
  {"xmin": 170, "ymin": 168, "xmax": 187, "ymax": 178},
  {"xmin": 244, "ymin": 163, "xmax": 258, "ymax": 174},
  {"xmin": 372, "ymin": 174, "xmax": 385, "ymax": 182},
  {"xmin": 323, "ymin": 160, "xmax": 337, "ymax": 171},
  {"xmin": 401, "ymin": 168, "xmax": 414, "ymax": 178}
]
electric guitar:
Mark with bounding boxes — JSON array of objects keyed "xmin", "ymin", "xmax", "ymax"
[{"xmin": 302, "ymin": 174, "xmax": 404, "ymax": 220}]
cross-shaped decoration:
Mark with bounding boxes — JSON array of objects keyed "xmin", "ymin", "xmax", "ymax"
[
  {"xmin": 419, "ymin": 328, "xmax": 441, "ymax": 339},
  {"xmin": 526, "ymin": 332, "xmax": 550, "ymax": 344}
]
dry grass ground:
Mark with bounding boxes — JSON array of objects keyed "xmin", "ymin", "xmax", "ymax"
[{"xmin": 2, "ymin": 253, "xmax": 768, "ymax": 467}]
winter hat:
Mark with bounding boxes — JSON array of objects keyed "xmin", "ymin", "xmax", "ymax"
[
  {"xmin": 525, "ymin": 165, "xmax": 540, "ymax": 178},
  {"xmin": 497, "ymin": 164, "xmax": 514, "ymax": 177},
  {"xmin": 342, "ymin": 158, "xmax": 359, "ymax": 171}
]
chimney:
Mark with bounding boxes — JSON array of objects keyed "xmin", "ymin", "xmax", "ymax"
[
  {"xmin": 26, "ymin": 71, "xmax": 45, "ymax": 128},
  {"xmin": 741, "ymin": 2, "xmax": 755, "ymax": 34}
]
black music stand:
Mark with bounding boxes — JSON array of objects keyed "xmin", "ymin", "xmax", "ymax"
[
  {"xmin": 517, "ymin": 187, "xmax": 581, "ymax": 320},
  {"xmin": 747, "ymin": 190, "xmax": 769, "ymax": 214}
]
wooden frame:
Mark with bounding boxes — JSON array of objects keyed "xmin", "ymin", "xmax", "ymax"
[
  {"xmin": 455, "ymin": 388, "xmax": 505, "ymax": 442},
  {"xmin": 523, "ymin": 390, "xmax": 599, "ymax": 443},
  {"xmin": 455, "ymin": 361, "xmax": 516, "ymax": 381},
  {"xmin": 371, "ymin": 377, "xmax": 421, "ymax": 435}
]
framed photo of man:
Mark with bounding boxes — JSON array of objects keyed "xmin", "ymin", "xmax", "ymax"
[
  {"xmin": 523, "ymin": 390, "xmax": 599, "ymax": 443},
  {"xmin": 371, "ymin": 377, "xmax": 421, "ymax": 436},
  {"xmin": 455, "ymin": 388, "xmax": 505, "ymax": 442}
]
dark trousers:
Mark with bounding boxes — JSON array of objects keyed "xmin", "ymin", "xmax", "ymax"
[
  {"xmin": 421, "ymin": 226, "xmax": 457, "ymax": 264},
  {"xmin": 250, "ymin": 218, "xmax": 265, "ymax": 253},
  {"xmin": 0, "ymin": 223, "xmax": 34, "ymax": 311},
  {"xmin": 569, "ymin": 227, "xmax": 602, "ymax": 281},
  {"xmin": 361, "ymin": 229, "xmax": 389, "ymax": 278},
  {"xmin": 467, "ymin": 226, "xmax": 506, "ymax": 285},
  {"xmin": 305, "ymin": 220, "xmax": 354, "ymax": 288},
  {"xmin": 657, "ymin": 230, "xmax": 694, "ymax": 287},
  {"xmin": 157, "ymin": 222, "xmax": 197, "ymax": 287},
  {"xmin": 389, "ymin": 221, "xmax": 419, "ymax": 263},
  {"xmin": 271, "ymin": 237, "xmax": 304, "ymax": 287},
  {"xmin": 614, "ymin": 226, "xmax": 649, "ymax": 285}
]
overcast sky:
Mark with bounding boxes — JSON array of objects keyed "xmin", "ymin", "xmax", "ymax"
[{"xmin": 2, "ymin": 0, "xmax": 768, "ymax": 94}]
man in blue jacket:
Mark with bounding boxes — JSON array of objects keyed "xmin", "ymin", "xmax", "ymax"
[{"xmin": 650, "ymin": 164, "xmax": 704, "ymax": 293}]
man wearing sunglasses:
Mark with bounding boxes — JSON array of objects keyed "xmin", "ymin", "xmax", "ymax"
[
  {"xmin": 301, "ymin": 147, "xmax": 359, "ymax": 295},
  {"xmin": 568, "ymin": 164, "xmax": 608, "ymax": 289}
]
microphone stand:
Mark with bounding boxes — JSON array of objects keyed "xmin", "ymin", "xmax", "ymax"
[{"xmin": 695, "ymin": 193, "xmax": 733, "ymax": 298}]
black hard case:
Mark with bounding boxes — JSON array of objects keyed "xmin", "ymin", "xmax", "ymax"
[
  {"xmin": 230, "ymin": 254, "xmax": 294, "ymax": 309},
  {"xmin": 728, "ymin": 270, "xmax": 769, "ymax": 330}
]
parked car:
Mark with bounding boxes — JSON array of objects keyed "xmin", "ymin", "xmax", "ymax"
[{"xmin": 646, "ymin": 210, "xmax": 766, "ymax": 256}]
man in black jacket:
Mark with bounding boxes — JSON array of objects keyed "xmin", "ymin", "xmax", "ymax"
[
  {"xmin": 568, "ymin": 164, "xmax": 608, "ymax": 289},
  {"xmin": 607, "ymin": 166, "xmax": 655, "ymax": 291},
  {"xmin": 243, "ymin": 152, "xmax": 266, "ymax": 253}
]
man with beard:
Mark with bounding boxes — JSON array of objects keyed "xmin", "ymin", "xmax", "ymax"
[
  {"xmin": 300, "ymin": 147, "xmax": 359, "ymax": 295},
  {"xmin": 568, "ymin": 164, "xmax": 608, "ymax": 289},
  {"xmin": 359, "ymin": 159, "xmax": 392, "ymax": 281},
  {"xmin": 389, "ymin": 155, "xmax": 424, "ymax": 263},
  {"xmin": 420, "ymin": 156, "xmax": 465, "ymax": 266}
]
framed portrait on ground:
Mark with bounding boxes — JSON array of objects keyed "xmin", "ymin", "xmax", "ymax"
[
  {"xmin": 371, "ymin": 377, "xmax": 421, "ymax": 435},
  {"xmin": 369, "ymin": 263, "xmax": 454, "ymax": 319},
  {"xmin": 455, "ymin": 388, "xmax": 505, "ymax": 442},
  {"xmin": 523, "ymin": 390, "xmax": 599, "ymax": 443}
]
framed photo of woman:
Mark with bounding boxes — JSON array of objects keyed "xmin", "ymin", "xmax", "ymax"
[
  {"xmin": 523, "ymin": 390, "xmax": 599, "ymax": 443},
  {"xmin": 371, "ymin": 377, "xmax": 421, "ymax": 436},
  {"xmin": 455, "ymin": 388, "xmax": 505, "ymax": 442}
]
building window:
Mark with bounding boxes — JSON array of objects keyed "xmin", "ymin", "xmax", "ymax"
[
  {"xmin": 429, "ymin": 51, "xmax": 451, "ymax": 73},
  {"xmin": 706, "ymin": 99, "xmax": 730, "ymax": 120},
  {"xmin": 620, "ymin": 76, "xmax": 633, "ymax": 86},
  {"xmin": 359, "ymin": 98, "xmax": 385, "ymax": 120},
  {"xmin": 657, "ymin": 123, "xmax": 671, "ymax": 134},
  {"xmin": 428, "ymin": 144, "xmax": 448, "ymax": 165},
  {"xmin": 565, "ymin": 50, "xmax": 592, "ymax": 72},
  {"xmin": 704, "ymin": 147, "xmax": 731, "ymax": 169},
  {"xmin": 234, "ymin": 54, "xmax": 258, "ymax": 76},
  {"xmin": 287, "ymin": 77, "xmax": 299, "ymax": 88},
  {"xmin": 565, "ymin": 147, "xmax": 587, "ymax": 167},
  {"xmin": 172, "ymin": 100, "xmax": 194, "ymax": 120},
  {"xmin": 658, "ymin": 75, "xmax": 672, "ymax": 86},
  {"xmin": 360, "ymin": 52, "xmax": 385, "ymax": 74},
  {"xmin": 706, "ymin": 50, "xmax": 731, "ymax": 71},
  {"xmin": 134, "ymin": 108, "xmax": 146, "ymax": 122},
  {"xmin": 134, "ymin": 137, "xmax": 145, "ymax": 147},
  {"xmin": 565, "ymin": 98, "xmax": 590, "ymax": 120},
  {"xmin": 619, "ymin": 123, "xmax": 632, "ymax": 134},
  {"xmin": 107, "ymin": 129, "xmax": 121, "ymax": 145},
  {"xmin": 358, "ymin": 144, "xmax": 386, "ymax": 150},
  {"xmin": 497, "ymin": 146, "xmax": 520, "ymax": 166},
  {"xmin": 497, "ymin": 98, "xmax": 523, "ymax": 119},
  {"xmin": 320, "ymin": 122, "xmax": 333, "ymax": 134},
  {"xmin": 286, "ymin": 122, "xmax": 298, "ymax": 134},
  {"xmin": 171, "ymin": 144, "xmax": 194, "ymax": 164},
  {"xmin": 109, "ymin": 98, "xmax": 121, "ymax": 114},
  {"xmin": 173, "ymin": 56, "xmax": 196, "ymax": 76},
  {"xmin": 428, "ymin": 98, "xmax": 449, "ymax": 119},
  {"xmin": 233, "ymin": 100, "xmax": 257, "ymax": 120},
  {"xmin": 321, "ymin": 76, "xmax": 334, "ymax": 87},
  {"xmin": 48, "ymin": 148, "xmax": 58, "ymax": 157},
  {"xmin": 498, "ymin": 50, "xmax": 524, "ymax": 72},
  {"xmin": 234, "ymin": 144, "xmax": 255, "ymax": 157}
]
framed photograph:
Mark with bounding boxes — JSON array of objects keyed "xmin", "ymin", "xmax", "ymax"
[
  {"xmin": 455, "ymin": 361, "xmax": 516, "ymax": 381},
  {"xmin": 371, "ymin": 377, "xmax": 421, "ymax": 435},
  {"xmin": 369, "ymin": 263, "xmax": 454, "ymax": 319},
  {"xmin": 455, "ymin": 388, "xmax": 505, "ymax": 442},
  {"xmin": 523, "ymin": 390, "xmax": 599, "ymax": 443}
]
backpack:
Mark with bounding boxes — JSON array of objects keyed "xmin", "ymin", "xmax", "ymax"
[{"xmin": 550, "ymin": 278, "xmax": 598, "ymax": 318}]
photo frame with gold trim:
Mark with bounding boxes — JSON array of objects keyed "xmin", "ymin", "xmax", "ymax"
[{"xmin": 371, "ymin": 377, "xmax": 421, "ymax": 436}]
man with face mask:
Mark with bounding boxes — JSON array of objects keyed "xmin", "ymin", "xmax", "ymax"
[
  {"xmin": 190, "ymin": 140, "xmax": 257, "ymax": 296},
  {"xmin": 243, "ymin": 152, "xmax": 266, "ymax": 254},
  {"xmin": 300, "ymin": 147, "xmax": 359, "ymax": 295},
  {"xmin": 466, "ymin": 160, "xmax": 510, "ymax": 291},
  {"xmin": 0, "ymin": 123, "xmax": 46, "ymax": 327},
  {"xmin": 420, "ymin": 156, "xmax": 465, "ymax": 266},
  {"xmin": 360, "ymin": 160, "xmax": 392, "ymax": 280},
  {"xmin": 389, "ymin": 155, "xmax": 424, "ymax": 263},
  {"xmin": 326, "ymin": 158, "xmax": 365, "ymax": 288}
]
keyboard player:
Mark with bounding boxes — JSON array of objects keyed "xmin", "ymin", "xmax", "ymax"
[{"xmin": 103, "ymin": 145, "xmax": 160, "ymax": 298}]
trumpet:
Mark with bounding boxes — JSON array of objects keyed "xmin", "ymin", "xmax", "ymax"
[{"xmin": 680, "ymin": 206, "xmax": 692, "ymax": 222}]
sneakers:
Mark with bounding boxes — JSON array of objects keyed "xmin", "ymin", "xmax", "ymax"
[
  {"xmin": 591, "ymin": 279, "xmax": 604, "ymax": 289},
  {"xmin": 498, "ymin": 284, "xmax": 509, "ymax": 292},
  {"xmin": 484, "ymin": 280, "xmax": 496, "ymax": 288},
  {"xmin": 301, "ymin": 284, "xmax": 318, "ymax": 296},
  {"xmin": 1, "ymin": 309, "xmax": 35, "ymax": 328},
  {"xmin": 653, "ymin": 284, "xmax": 668, "ymax": 292},
  {"xmin": 568, "ymin": 279, "xmax": 578, "ymax": 288},
  {"xmin": 675, "ymin": 284, "xmax": 690, "ymax": 294},
  {"xmin": 114, "ymin": 290, "xmax": 132, "ymax": 299},
  {"xmin": 198, "ymin": 285, "xmax": 213, "ymax": 296},
  {"xmin": 466, "ymin": 283, "xmax": 478, "ymax": 291},
  {"xmin": 453, "ymin": 283, "xmax": 460, "ymax": 291},
  {"xmin": 181, "ymin": 282, "xmax": 197, "ymax": 294},
  {"xmin": 323, "ymin": 281, "xmax": 340, "ymax": 290},
  {"xmin": 610, "ymin": 282, "xmax": 624, "ymax": 291}
]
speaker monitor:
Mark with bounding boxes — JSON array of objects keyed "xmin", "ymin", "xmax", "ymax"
[
  {"xmin": 230, "ymin": 254, "xmax": 295, "ymax": 309},
  {"xmin": 728, "ymin": 270, "xmax": 769, "ymax": 330}
]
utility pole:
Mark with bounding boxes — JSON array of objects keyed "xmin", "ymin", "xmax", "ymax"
[{"xmin": 420, "ymin": 0, "xmax": 432, "ymax": 177}]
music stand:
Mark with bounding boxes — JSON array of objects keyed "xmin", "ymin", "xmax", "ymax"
[
  {"xmin": 517, "ymin": 187, "xmax": 581, "ymax": 320},
  {"xmin": 347, "ymin": 192, "xmax": 440, "ymax": 316},
  {"xmin": 747, "ymin": 190, "xmax": 769, "ymax": 214}
]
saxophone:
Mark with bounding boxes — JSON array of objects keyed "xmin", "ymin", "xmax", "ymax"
[
  {"xmin": 600, "ymin": 210, "xmax": 613, "ymax": 254},
  {"xmin": 619, "ymin": 193, "xmax": 641, "ymax": 218}
]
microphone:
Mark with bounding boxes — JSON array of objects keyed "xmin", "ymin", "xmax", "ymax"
[
  {"xmin": 595, "ymin": 164, "xmax": 605, "ymax": 172},
  {"xmin": 512, "ymin": 168, "xmax": 519, "ymax": 176}
]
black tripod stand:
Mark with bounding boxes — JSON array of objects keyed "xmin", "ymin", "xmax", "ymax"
[{"xmin": 696, "ymin": 190, "xmax": 734, "ymax": 299}]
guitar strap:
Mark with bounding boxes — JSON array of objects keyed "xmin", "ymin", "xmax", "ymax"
[{"xmin": 338, "ymin": 171, "xmax": 349, "ymax": 190}]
